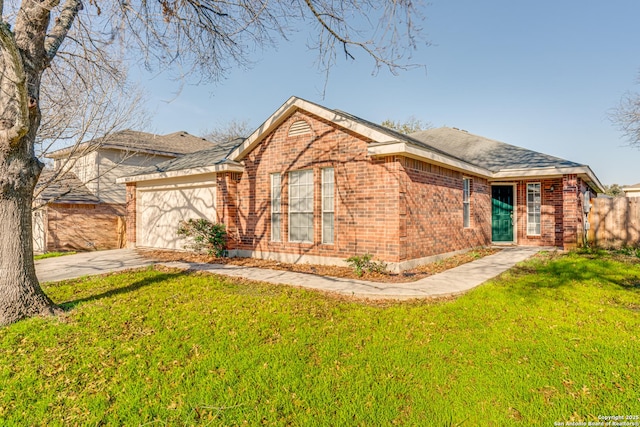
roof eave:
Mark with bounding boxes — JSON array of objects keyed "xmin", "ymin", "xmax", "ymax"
[
  {"xmin": 116, "ymin": 162, "xmax": 245, "ymax": 184},
  {"xmin": 46, "ymin": 144, "xmax": 182, "ymax": 159},
  {"xmin": 229, "ymin": 96, "xmax": 399, "ymax": 161},
  {"xmin": 367, "ymin": 142, "xmax": 493, "ymax": 177},
  {"xmin": 492, "ymin": 165, "xmax": 604, "ymax": 193}
]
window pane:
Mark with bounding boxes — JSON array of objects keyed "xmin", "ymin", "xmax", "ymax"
[
  {"xmin": 322, "ymin": 168, "xmax": 335, "ymax": 244},
  {"xmin": 527, "ymin": 183, "xmax": 541, "ymax": 235},
  {"xmin": 323, "ymin": 213, "xmax": 334, "ymax": 244},
  {"xmin": 463, "ymin": 178, "xmax": 471, "ymax": 228},
  {"xmin": 271, "ymin": 174, "xmax": 281, "ymax": 241},
  {"xmin": 323, "ymin": 197, "xmax": 333, "ymax": 212},
  {"xmin": 272, "ymin": 214, "xmax": 280, "ymax": 240},
  {"xmin": 463, "ymin": 203, "xmax": 470, "ymax": 228},
  {"xmin": 289, "ymin": 170, "xmax": 314, "ymax": 242}
]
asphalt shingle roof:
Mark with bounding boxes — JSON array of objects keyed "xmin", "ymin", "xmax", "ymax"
[
  {"xmin": 408, "ymin": 127, "xmax": 583, "ymax": 172},
  {"xmin": 35, "ymin": 171, "xmax": 100, "ymax": 204},
  {"xmin": 47, "ymin": 129, "xmax": 214, "ymax": 159},
  {"xmin": 128, "ymin": 138, "xmax": 244, "ymax": 177}
]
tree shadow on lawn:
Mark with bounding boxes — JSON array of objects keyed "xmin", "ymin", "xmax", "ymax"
[
  {"xmin": 503, "ymin": 252, "xmax": 640, "ymax": 297},
  {"xmin": 59, "ymin": 269, "xmax": 186, "ymax": 311}
]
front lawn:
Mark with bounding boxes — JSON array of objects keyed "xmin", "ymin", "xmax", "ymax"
[{"xmin": 1, "ymin": 250, "xmax": 639, "ymax": 425}]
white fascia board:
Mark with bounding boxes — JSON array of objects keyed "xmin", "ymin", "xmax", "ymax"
[
  {"xmin": 368, "ymin": 142, "xmax": 492, "ymax": 177},
  {"xmin": 116, "ymin": 163, "xmax": 244, "ymax": 184},
  {"xmin": 229, "ymin": 96, "xmax": 399, "ymax": 161},
  {"xmin": 492, "ymin": 165, "xmax": 604, "ymax": 192}
]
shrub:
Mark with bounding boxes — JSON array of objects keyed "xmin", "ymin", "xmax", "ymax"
[
  {"xmin": 345, "ymin": 253, "xmax": 388, "ymax": 277},
  {"xmin": 176, "ymin": 219, "xmax": 227, "ymax": 257}
]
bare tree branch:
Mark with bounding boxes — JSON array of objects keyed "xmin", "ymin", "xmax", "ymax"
[
  {"xmin": 611, "ymin": 90, "xmax": 640, "ymax": 147},
  {"xmin": 202, "ymin": 118, "xmax": 252, "ymax": 143},
  {"xmin": 0, "ymin": 21, "xmax": 29, "ymax": 145},
  {"xmin": 44, "ymin": 0, "xmax": 84, "ymax": 62}
]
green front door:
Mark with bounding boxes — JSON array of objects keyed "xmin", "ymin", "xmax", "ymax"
[{"xmin": 492, "ymin": 186, "xmax": 514, "ymax": 242}]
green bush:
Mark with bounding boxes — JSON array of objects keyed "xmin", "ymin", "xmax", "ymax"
[
  {"xmin": 176, "ymin": 219, "xmax": 227, "ymax": 257},
  {"xmin": 345, "ymin": 253, "xmax": 387, "ymax": 277}
]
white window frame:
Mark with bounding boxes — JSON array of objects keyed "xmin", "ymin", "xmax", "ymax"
[
  {"xmin": 322, "ymin": 168, "xmax": 335, "ymax": 244},
  {"xmin": 270, "ymin": 173, "xmax": 281, "ymax": 242},
  {"xmin": 288, "ymin": 169, "xmax": 314, "ymax": 243},
  {"xmin": 527, "ymin": 182, "xmax": 541, "ymax": 236},
  {"xmin": 463, "ymin": 177, "xmax": 471, "ymax": 228}
]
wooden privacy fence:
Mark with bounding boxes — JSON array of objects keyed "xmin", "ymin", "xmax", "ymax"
[{"xmin": 587, "ymin": 197, "xmax": 640, "ymax": 247}]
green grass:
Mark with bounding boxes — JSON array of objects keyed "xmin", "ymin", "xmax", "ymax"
[
  {"xmin": 1, "ymin": 251, "xmax": 639, "ymax": 425},
  {"xmin": 34, "ymin": 251, "xmax": 76, "ymax": 260}
]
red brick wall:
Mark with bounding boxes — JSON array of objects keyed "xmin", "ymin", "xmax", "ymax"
[
  {"xmin": 46, "ymin": 202, "xmax": 126, "ymax": 251},
  {"xmin": 234, "ymin": 110, "xmax": 402, "ymax": 262},
  {"xmin": 125, "ymin": 183, "xmax": 137, "ymax": 247},
  {"xmin": 400, "ymin": 158, "xmax": 491, "ymax": 261},
  {"xmin": 515, "ymin": 178, "xmax": 564, "ymax": 247},
  {"xmin": 217, "ymin": 172, "xmax": 240, "ymax": 250},
  {"xmin": 232, "ymin": 110, "xmax": 499, "ymax": 265}
]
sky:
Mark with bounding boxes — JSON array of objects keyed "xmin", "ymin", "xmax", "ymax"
[{"xmin": 133, "ymin": 0, "xmax": 640, "ymax": 187}]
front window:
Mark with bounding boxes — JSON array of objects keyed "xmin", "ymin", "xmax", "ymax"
[
  {"xmin": 271, "ymin": 173, "xmax": 281, "ymax": 242},
  {"xmin": 289, "ymin": 170, "xmax": 314, "ymax": 242},
  {"xmin": 322, "ymin": 168, "xmax": 334, "ymax": 244},
  {"xmin": 463, "ymin": 178, "xmax": 471, "ymax": 228},
  {"xmin": 527, "ymin": 183, "xmax": 541, "ymax": 235}
]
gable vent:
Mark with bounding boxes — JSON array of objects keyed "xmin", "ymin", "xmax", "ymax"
[{"xmin": 288, "ymin": 120, "xmax": 311, "ymax": 137}]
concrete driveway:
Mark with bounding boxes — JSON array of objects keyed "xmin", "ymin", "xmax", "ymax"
[{"xmin": 35, "ymin": 249, "xmax": 155, "ymax": 283}]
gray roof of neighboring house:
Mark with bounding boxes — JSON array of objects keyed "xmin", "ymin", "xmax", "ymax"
[
  {"xmin": 408, "ymin": 127, "xmax": 583, "ymax": 172},
  {"xmin": 127, "ymin": 138, "xmax": 244, "ymax": 177},
  {"xmin": 47, "ymin": 129, "xmax": 214, "ymax": 159},
  {"xmin": 35, "ymin": 171, "xmax": 100, "ymax": 204},
  {"xmin": 333, "ymin": 110, "xmax": 469, "ymax": 162}
]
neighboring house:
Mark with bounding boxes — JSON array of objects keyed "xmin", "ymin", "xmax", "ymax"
[
  {"xmin": 33, "ymin": 130, "xmax": 213, "ymax": 252},
  {"xmin": 622, "ymin": 183, "xmax": 640, "ymax": 197},
  {"xmin": 119, "ymin": 97, "xmax": 604, "ymax": 272}
]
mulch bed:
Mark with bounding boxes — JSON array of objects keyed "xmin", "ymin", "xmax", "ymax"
[{"xmin": 139, "ymin": 247, "xmax": 499, "ymax": 283}]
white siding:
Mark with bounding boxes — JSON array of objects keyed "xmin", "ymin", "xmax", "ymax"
[{"xmin": 97, "ymin": 150, "xmax": 174, "ymax": 203}]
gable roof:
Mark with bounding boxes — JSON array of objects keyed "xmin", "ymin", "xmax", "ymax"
[
  {"xmin": 409, "ymin": 127, "xmax": 582, "ymax": 172},
  {"xmin": 47, "ymin": 129, "xmax": 214, "ymax": 159},
  {"xmin": 35, "ymin": 171, "xmax": 100, "ymax": 204},
  {"xmin": 117, "ymin": 138, "xmax": 244, "ymax": 184},
  {"xmin": 227, "ymin": 97, "xmax": 493, "ymax": 177},
  {"xmin": 119, "ymin": 96, "xmax": 604, "ymax": 192}
]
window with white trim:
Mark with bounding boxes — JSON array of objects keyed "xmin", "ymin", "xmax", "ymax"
[
  {"xmin": 289, "ymin": 170, "xmax": 314, "ymax": 242},
  {"xmin": 463, "ymin": 178, "xmax": 471, "ymax": 228},
  {"xmin": 527, "ymin": 183, "xmax": 541, "ymax": 235},
  {"xmin": 322, "ymin": 168, "xmax": 334, "ymax": 244},
  {"xmin": 270, "ymin": 173, "xmax": 281, "ymax": 242}
]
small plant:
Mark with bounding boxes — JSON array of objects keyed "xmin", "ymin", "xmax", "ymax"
[
  {"xmin": 615, "ymin": 246, "xmax": 640, "ymax": 258},
  {"xmin": 345, "ymin": 253, "xmax": 387, "ymax": 277},
  {"xmin": 177, "ymin": 219, "xmax": 227, "ymax": 257}
]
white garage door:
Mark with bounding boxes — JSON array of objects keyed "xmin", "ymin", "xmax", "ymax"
[{"xmin": 137, "ymin": 184, "xmax": 217, "ymax": 250}]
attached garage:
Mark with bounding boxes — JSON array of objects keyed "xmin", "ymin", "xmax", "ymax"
[
  {"xmin": 117, "ymin": 140, "xmax": 244, "ymax": 251},
  {"xmin": 136, "ymin": 177, "xmax": 217, "ymax": 250}
]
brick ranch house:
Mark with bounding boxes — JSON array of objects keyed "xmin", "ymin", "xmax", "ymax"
[
  {"xmin": 119, "ymin": 96, "xmax": 604, "ymax": 272},
  {"xmin": 33, "ymin": 130, "xmax": 213, "ymax": 253}
]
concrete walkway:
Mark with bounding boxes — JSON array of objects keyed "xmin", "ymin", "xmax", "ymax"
[
  {"xmin": 35, "ymin": 246, "xmax": 543, "ymax": 299},
  {"xmin": 162, "ymin": 246, "xmax": 543, "ymax": 299},
  {"xmin": 35, "ymin": 249, "xmax": 155, "ymax": 283}
]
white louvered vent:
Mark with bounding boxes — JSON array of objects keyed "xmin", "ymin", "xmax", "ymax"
[{"xmin": 288, "ymin": 120, "xmax": 311, "ymax": 137}]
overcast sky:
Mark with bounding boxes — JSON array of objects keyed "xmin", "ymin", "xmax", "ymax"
[{"xmin": 133, "ymin": 0, "xmax": 640, "ymax": 186}]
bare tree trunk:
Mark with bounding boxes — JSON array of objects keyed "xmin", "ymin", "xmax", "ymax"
[{"xmin": 0, "ymin": 140, "xmax": 60, "ymax": 326}]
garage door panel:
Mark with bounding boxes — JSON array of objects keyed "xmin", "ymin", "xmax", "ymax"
[{"xmin": 137, "ymin": 186, "xmax": 216, "ymax": 250}]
